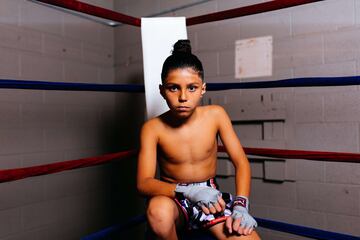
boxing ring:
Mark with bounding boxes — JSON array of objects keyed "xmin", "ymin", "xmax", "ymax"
[{"xmin": 1, "ymin": 0, "xmax": 359, "ymax": 239}]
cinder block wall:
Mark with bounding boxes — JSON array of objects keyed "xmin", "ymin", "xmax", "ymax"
[
  {"xmin": 0, "ymin": 0, "xmax": 123, "ymax": 239},
  {"xmin": 114, "ymin": 0, "xmax": 360, "ymax": 239}
]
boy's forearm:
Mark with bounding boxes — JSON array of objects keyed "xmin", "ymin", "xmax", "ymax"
[
  {"xmin": 234, "ymin": 160, "xmax": 251, "ymax": 197},
  {"xmin": 137, "ymin": 178, "xmax": 176, "ymax": 198}
]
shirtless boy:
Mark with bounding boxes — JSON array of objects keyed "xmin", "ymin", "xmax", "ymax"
[{"xmin": 137, "ymin": 40, "xmax": 260, "ymax": 240}]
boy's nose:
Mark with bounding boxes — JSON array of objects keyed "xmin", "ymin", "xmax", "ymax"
[{"xmin": 178, "ymin": 90, "xmax": 187, "ymax": 102}]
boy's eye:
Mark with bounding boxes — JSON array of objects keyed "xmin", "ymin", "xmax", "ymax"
[
  {"xmin": 188, "ymin": 86, "xmax": 197, "ymax": 92},
  {"xmin": 168, "ymin": 86, "xmax": 178, "ymax": 92}
]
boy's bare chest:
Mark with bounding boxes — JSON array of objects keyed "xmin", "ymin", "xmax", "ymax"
[{"xmin": 158, "ymin": 123, "xmax": 218, "ymax": 163}]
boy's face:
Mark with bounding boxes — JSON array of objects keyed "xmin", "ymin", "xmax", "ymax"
[{"xmin": 160, "ymin": 68, "xmax": 206, "ymax": 119}]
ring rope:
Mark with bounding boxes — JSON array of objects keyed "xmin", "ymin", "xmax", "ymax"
[
  {"xmin": 81, "ymin": 214, "xmax": 359, "ymax": 240},
  {"xmin": 1, "ymin": 146, "xmax": 359, "ymax": 184},
  {"xmin": 2, "ymin": 76, "xmax": 360, "ymax": 92},
  {"xmin": 33, "ymin": 0, "xmax": 323, "ymax": 27},
  {"xmin": 0, "ymin": 150, "xmax": 137, "ymax": 183}
]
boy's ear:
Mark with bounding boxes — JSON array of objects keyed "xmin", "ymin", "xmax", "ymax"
[
  {"xmin": 159, "ymin": 84, "xmax": 165, "ymax": 98},
  {"xmin": 201, "ymin": 82, "xmax": 206, "ymax": 97}
]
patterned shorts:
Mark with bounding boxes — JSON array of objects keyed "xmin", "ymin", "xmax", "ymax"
[{"xmin": 174, "ymin": 178, "xmax": 233, "ymax": 230}]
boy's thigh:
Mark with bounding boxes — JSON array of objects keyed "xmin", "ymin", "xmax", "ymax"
[{"xmin": 208, "ymin": 222, "xmax": 261, "ymax": 240}]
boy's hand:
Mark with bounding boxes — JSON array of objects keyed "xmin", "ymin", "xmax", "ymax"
[
  {"xmin": 226, "ymin": 196, "xmax": 257, "ymax": 235},
  {"xmin": 175, "ymin": 185, "xmax": 225, "ymax": 214},
  {"xmin": 200, "ymin": 195, "xmax": 226, "ymax": 215}
]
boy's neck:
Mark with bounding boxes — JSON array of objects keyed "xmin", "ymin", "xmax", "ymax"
[{"xmin": 165, "ymin": 107, "xmax": 199, "ymax": 128}]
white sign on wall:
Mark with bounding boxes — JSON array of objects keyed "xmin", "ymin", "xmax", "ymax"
[{"xmin": 235, "ymin": 36, "xmax": 273, "ymax": 79}]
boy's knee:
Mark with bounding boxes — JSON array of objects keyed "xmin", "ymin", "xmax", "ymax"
[{"xmin": 147, "ymin": 196, "xmax": 176, "ymax": 222}]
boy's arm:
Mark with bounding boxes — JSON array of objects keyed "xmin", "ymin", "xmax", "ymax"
[
  {"xmin": 136, "ymin": 121, "xmax": 176, "ymax": 198},
  {"xmin": 216, "ymin": 106, "xmax": 250, "ymax": 197},
  {"xmin": 215, "ymin": 105, "xmax": 257, "ymax": 235}
]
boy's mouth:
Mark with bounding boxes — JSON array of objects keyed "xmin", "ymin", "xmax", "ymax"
[{"xmin": 176, "ymin": 106, "xmax": 190, "ymax": 111}]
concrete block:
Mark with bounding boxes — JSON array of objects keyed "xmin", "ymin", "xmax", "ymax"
[
  {"xmin": 22, "ymin": 151, "xmax": 64, "ymax": 167},
  {"xmin": 197, "ymin": 23, "xmax": 239, "ymax": 51},
  {"xmin": 63, "ymin": 13, "xmax": 100, "ymax": 44},
  {"xmin": 264, "ymin": 160, "xmax": 285, "ymax": 181},
  {"xmin": 20, "ymin": 1, "xmax": 63, "ymax": 35},
  {"xmin": 297, "ymin": 182, "xmax": 359, "ymax": 216},
  {"xmin": 267, "ymin": 206, "xmax": 325, "ymax": 229},
  {"xmin": 22, "ymin": 103, "xmax": 65, "ymax": 129},
  {"xmin": 218, "ymin": 49, "xmax": 234, "ymax": 77},
  {"xmin": 0, "ymin": 154, "xmax": 22, "ymax": 169},
  {"xmin": 216, "ymin": 158, "xmax": 234, "ymax": 176},
  {"xmin": 98, "ymin": 66, "xmax": 115, "ymax": 84},
  {"xmin": 22, "ymin": 129, "xmax": 45, "ymax": 154},
  {"xmin": 239, "ymin": 11, "xmax": 291, "ymax": 40},
  {"xmin": 196, "ymin": 51, "xmax": 218, "ymax": 77},
  {"xmin": 126, "ymin": 0, "xmax": 159, "ymax": 17},
  {"xmin": 0, "ymin": 89, "xmax": 43, "ymax": 104},
  {"xmin": 43, "ymin": 34, "xmax": 82, "ymax": 61},
  {"xmin": 324, "ymin": 90, "xmax": 360, "ymax": 122},
  {"xmin": 216, "ymin": 176, "xmax": 235, "ymax": 194},
  {"xmin": 99, "ymin": 22, "xmax": 115, "ymax": 48},
  {"xmin": 114, "ymin": 25, "xmax": 141, "ymax": 47},
  {"xmin": 0, "ymin": 208, "xmax": 21, "ymax": 238},
  {"xmin": 249, "ymin": 160, "xmax": 264, "ymax": 179},
  {"xmin": 65, "ymin": 105, "xmax": 100, "ymax": 128},
  {"xmin": 82, "ymin": 42, "xmax": 113, "ymax": 67},
  {"xmin": 225, "ymin": 101, "xmax": 286, "ymax": 121},
  {"xmin": 0, "ymin": 102, "xmax": 21, "ymax": 129},
  {"xmin": 274, "ymin": 35, "xmax": 323, "ymax": 70},
  {"xmin": 217, "ymin": 0, "xmax": 264, "ymax": 11},
  {"xmin": 2, "ymin": 229, "xmax": 40, "ymax": 240},
  {"xmin": 21, "ymin": 53, "xmax": 64, "ymax": 82},
  {"xmin": 64, "ymin": 61, "xmax": 98, "ymax": 83},
  {"xmin": 17, "ymin": 27, "xmax": 42, "ymax": 53},
  {"xmin": 45, "ymin": 168, "xmax": 106, "ymax": 200},
  {"xmin": 357, "ymin": 0, "xmax": 360, "ymax": 26},
  {"xmin": 296, "ymin": 160, "xmax": 325, "ymax": 182},
  {"xmin": 251, "ymin": 179, "xmax": 297, "ymax": 208},
  {"xmin": 324, "ymin": 28, "xmax": 360, "ymax": 63},
  {"xmin": 294, "ymin": 123, "xmax": 358, "ymax": 152},
  {"xmin": 233, "ymin": 123, "xmax": 262, "ymax": 140},
  {"xmin": 294, "ymin": 94, "xmax": 323, "ymax": 123},
  {"xmin": 292, "ymin": 0, "xmax": 354, "ymax": 36},
  {"xmin": 0, "ymin": 178, "xmax": 44, "ymax": 210},
  {"xmin": 263, "ymin": 121, "xmax": 284, "ymax": 140},
  {"xmin": 22, "ymin": 200, "xmax": 61, "ymax": 230},
  {"xmin": 159, "ymin": 0, "xmax": 200, "ymax": 11},
  {"xmin": 0, "ymin": 47, "xmax": 19, "ymax": 78},
  {"xmin": 44, "ymin": 128, "xmax": 67, "ymax": 151},
  {"xmin": 326, "ymin": 213, "xmax": 360, "ymax": 236},
  {"xmin": 285, "ymin": 159, "xmax": 297, "ymax": 181},
  {"xmin": 0, "ymin": 24, "xmax": 20, "ymax": 49},
  {"xmin": 325, "ymin": 162, "xmax": 360, "ymax": 185},
  {"xmin": 0, "ymin": 0, "xmax": 20, "ymax": 26},
  {"xmin": 0, "ymin": 129, "xmax": 42, "ymax": 155}
]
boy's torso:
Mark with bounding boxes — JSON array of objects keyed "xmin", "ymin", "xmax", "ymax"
[{"xmin": 154, "ymin": 106, "xmax": 219, "ymax": 183}]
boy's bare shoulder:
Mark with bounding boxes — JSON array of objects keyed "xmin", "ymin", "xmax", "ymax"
[
  {"xmin": 200, "ymin": 104, "xmax": 227, "ymax": 116},
  {"xmin": 141, "ymin": 116, "xmax": 164, "ymax": 135}
]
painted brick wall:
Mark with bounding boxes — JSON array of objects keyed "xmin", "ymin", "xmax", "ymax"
[
  {"xmin": 114, "ymin": 0, "xmax": 360, "ymax": 239},
  {"xmin": 0, "ymin": 0, "xmax": 125, "ymax": 239}
]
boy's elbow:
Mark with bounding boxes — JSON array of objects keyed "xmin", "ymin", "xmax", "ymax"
[{"xmin": 136, "ymin": 179, "xmax": 148, "ymax": 196}]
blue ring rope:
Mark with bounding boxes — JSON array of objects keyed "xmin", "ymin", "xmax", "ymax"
[
  {"xmin": 1, "ymin": 76, "xmax": 360, "ymax": 92},
  {"xmin": 81, "ymin": 214, "xmax": 359, "ymax": 240}
]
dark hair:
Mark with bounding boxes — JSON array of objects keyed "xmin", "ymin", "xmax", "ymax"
[{"xmin": 161, "ymin": 40, "xmax": 204, "ymax": 83}]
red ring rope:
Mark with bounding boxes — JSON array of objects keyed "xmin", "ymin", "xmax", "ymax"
[
  {"xmin": 33, "ymin": 0, "xmax": 323, "ymax": 27},
  {"xmin": 0, "ymin": 150, "xmax": 137, "ymax": 183},
  {"xmin": 1, "ymin": 147, "xmax": 359, "ymax": 183}
]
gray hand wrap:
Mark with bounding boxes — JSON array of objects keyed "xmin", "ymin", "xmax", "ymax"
[
  {"xmin": 231, "ymin": 196, "xmax": 258, "ymax": 229},
  {"xmin": 175, "ymin": 184, "xmax": 221, "ymax": 207}
]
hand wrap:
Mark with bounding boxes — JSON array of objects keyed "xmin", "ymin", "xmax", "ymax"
[
  {"xmin": 175, "ymin": 184, "xmax": 221, "ymax": 207},
  {"xmin": 231, "ymin": 196, "xmax": 257, "ymax": 229}
]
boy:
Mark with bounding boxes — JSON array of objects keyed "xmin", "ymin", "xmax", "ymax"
[{"xmin": 137, "ymin": 40, "xmax": 259, "ymax": 239}]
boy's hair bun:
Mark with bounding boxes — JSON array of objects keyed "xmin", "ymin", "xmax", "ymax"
[{"xmin": 172, "ymin": 39, "xmax": 191, "ymax": 54}]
